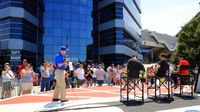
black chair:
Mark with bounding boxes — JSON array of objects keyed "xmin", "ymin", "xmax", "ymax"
[
  {"xmin": 147, "ymin": 71, "xmax": 173, "ymax": 102},
  {"xmin": 154, "ymin": 73, "xmax": 173, "ymax": 101},
  {"xmin": 120, "ymin": 71, "xmax": 145, "ymax": 104},
  {"xmin": 179, "ymin": 65, "xmax": 195, "ymax": 97},
  {"xmin": 120, "ymin": 59, "xmax": 145, "ymax": 104}
]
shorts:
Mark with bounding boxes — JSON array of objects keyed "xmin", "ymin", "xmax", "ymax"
[
  {"xmin": 97, "ymin": 80, "xmax": 104, "ymax": 86},
  {"xmin": 115, "ymin": 74, "xmax": 120, "ymax": 80},
  {"xmin": 86, "ymin": 78, "xmax": 92, "ymax": 81},
  {"xmin": 20, "ymin": 82, "xmax": 33, "ymax": 90},
  {"xmin": 77, "ymin": 79, "xmax": 85, "ymax": 86},
  {"xmin": 92, "ymin": 78, "xmax": 97, "ymax": 83},
  {"xmin": 2, "ymin": 81, "xmax": 12, "ymax": 91}
]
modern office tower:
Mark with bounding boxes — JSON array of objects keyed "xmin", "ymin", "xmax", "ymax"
[
  {"xmin": 0, "ymin": 0, "xmax": 44, "ymax": 67},
  {"xmin": 92, "ymin": 0, "xmax": 143, "ymax": 66},
  {"xmin": 43, "ymin": 0, "xmax": 93, "ymax": 62}
]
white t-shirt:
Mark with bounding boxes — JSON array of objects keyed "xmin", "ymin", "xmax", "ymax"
[
  {"xmin": 41, "ymin": 66, "xmax": 50, "ymax": 78},
  {"xmin": 2, "ymin": 70, "xmax": 14, "ymax": 82},
  {"xmin": 91, "ymin": 67, "xmax": 97, "ymax": 78},
  {"xmin": 76, "ymin": 68, "xmax": 85, "ymax": 80},
  {"xmin": 95, "ymin": 69, "xmax": 105, "ymax": 80}
]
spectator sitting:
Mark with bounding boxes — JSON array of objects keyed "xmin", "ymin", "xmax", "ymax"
[{"xmin": 177, "ymin": 56, "xmax": 190, "ymax": 76}]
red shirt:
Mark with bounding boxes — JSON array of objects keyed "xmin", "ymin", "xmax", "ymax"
[
  {"xmin": 18, "ymin": 65, "xmax": 25, "ymax": 80},
  {"xmin": 179, "ymin": 59, "xmax": 189, "ymax": 75}
]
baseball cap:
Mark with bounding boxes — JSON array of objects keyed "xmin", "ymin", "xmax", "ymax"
[{"xmin": 60, "ymin": 46, "xmax": 68, "ymax": 51}]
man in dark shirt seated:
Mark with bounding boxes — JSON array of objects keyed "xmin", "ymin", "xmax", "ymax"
[
  {"xmin": 127, "ymin": 55, "xmax": 145, "ymax": 78},
  {"xmin": 153, "ymin": 53, "xmax": 169, "ymax": 78}
]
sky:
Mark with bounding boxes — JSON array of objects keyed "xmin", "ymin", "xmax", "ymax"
[{"xmin": 141, "ymin": 0, "xmax": 200, "ymax": 36}]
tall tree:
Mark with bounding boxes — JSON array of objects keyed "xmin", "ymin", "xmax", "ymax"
[{"xmin": 172, "ymin": 12, "xmax": 200, "ymax": 92}]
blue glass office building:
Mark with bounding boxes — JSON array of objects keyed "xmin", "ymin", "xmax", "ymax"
[
  {"xmin": 43, "ymin": 0, "xmax": 93, "ymax": 62},
  {"xmin": 0, "ymin": 0, "xmax": 44, "ymax": 67},
  {"xmin": 93, "ymin": 0, "xmax": 142, "ymax": 66}
]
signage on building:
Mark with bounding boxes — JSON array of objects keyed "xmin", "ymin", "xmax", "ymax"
[
  {"xmin": 11, "ymin": 50, "xmax": 21, "ymax": 55},
  {"xmin": 10, "ymin": 50, "xmax": 21, "ymax": 61},
  {"xmin": 141, "ymin": 49, "xmax": 151, "ymax": 54}
]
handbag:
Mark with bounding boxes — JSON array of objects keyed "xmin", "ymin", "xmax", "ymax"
[{"xmin": 7, "ymin": 71, "xmax": 15, "ymax": 90}]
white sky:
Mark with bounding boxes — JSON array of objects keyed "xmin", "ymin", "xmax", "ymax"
[{"xmin": 141, "ymin": 0, "xmax": 200, "ymax": 36}]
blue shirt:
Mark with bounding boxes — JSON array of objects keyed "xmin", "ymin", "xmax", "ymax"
[
  {"xmin": 55, "ymin": 53, "xmax": 66, "ymax": 70},
  {"xmin": 21, "ymin": 70, "xmax": 33, "ymax": 83}
]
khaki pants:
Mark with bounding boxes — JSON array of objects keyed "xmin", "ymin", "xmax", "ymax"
[{"xmin": 53, "ymin": 69, "xmax": 66, "ymax": 100}]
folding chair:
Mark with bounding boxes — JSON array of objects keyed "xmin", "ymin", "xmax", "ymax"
[
  {"xmin": 147, "ymin": 75, "xmax": 156, "ymax": 98},
  {"xmin": 154, "ymin": 73, "xmax": 173, "ymax": 101},
  {"xmin": 120, "ymin": 70, "xmax": 145, "ymax": 104},
  {"xmin": 179, "ymin": 65, "xmax": 195, "ymax": 97}
]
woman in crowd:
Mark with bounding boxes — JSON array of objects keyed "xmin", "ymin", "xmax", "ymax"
[
  {"xmin": 40, "ymin": 60, "xmax": 51, "ymax": 92},
  {"xmin": 85, "ymin": 65, "xmax": 93, "ymax": 87},
  {"xmin": 65, "ymin": 68, "xmax": 70, "ymax": 88},
  {"xmin": 95, "ymin": 64, "xmax": 105, "ymax": 86},
  {"xmin": 106, "ymin": 64, "xmax": 116, "ymax": 86},
  {"xmin": 20, "ymin": 64, "xmax": 36, "ymax": 95},
  {"xmin": 75, "ymin": 64, "xmax": 85, "ymax": 88},
  {"xmin": 49, "ymin": 63, "xmax": 55, "ymax": 90},
  {"xmin": 114, "ymin": 64, "xmax": 122, "ymax": 85},
  {"xmin": 146, "ymin": 66, "xmax": 155, "ymax": 88},
  {"xmin": 1, "ymin": 63, "xmax": 15, "ymax": 99},
  {"xmin": 91, "ymin": 64, "xmax": 97, "ymax": 86}
]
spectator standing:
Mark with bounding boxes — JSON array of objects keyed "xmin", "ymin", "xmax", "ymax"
[
  {"xmin": 85, "ymin": 65, "xmax": 93, "ymax": 87},
  {"xmin": 18, "ymin": 59, "xmax": 28, "ymax": 80},
  {"xmin": 91, "ymin": 64, "xmax": 97, "ymax": 86},
  {"xmin": 49, "ymin": 63, "xmax": 55, "ymax": 90},
  {"xmin": 107, "ymin": 64, "xmax": 116, "ymax": 86},
  {"xmin": 96, "ymin": 64, "xmax": 105, "ymax": 86},
  {"xmin": 75, "ymin": 64, "xmax": 85, "ymax": 88},
  {"xmin": 20, "ymin": 64, "xmax": 35, "ymax": 95},
  {"xmin": 114, "ymin": 65, "xmax": 122, "ymax": 85},
  {"xmin": 1, "ymin": 63, "xmax": 15, "ymax": 99},
  {"xmin": 40, "ymin": 60, "xmax": 51, "ymax": 92}
]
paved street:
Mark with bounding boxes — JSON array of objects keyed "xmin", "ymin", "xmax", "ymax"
[{"xmin": 0, "ymin": 85, "xmax": 199, "ymax": 112}]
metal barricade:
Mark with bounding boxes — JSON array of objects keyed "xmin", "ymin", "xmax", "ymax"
[{"xmin": 0, "ymin": 78, "xmax": 20, "ymax": 99}]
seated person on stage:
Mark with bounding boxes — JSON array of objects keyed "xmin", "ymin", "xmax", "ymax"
[
  {"xmin": 177, "ymin": 56, "xmax": 190, "ymax": 76},
  {"xmin": 146, "ymin": 66, "xmax": 155, "ymax": 87},
  {"xmin": 127, "ymin": 55, "xmax": 145, "ymax": 78},
  {"xmin": 172, "ymin": 56, "xmax": 190, "ymax": 88},
  {"xmin": 153, "ymin": 53, "xmax": 169, "ymax": 80}
]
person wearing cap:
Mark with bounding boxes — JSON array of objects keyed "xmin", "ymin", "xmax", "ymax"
[{"xmin": 52, "ymin": 46, "xmax": 68, "ymax": 102}]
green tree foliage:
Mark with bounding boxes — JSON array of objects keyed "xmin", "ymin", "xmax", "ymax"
[{"xmin": 172, "ymin": 12, "xmax": 200, "ymax": 67}]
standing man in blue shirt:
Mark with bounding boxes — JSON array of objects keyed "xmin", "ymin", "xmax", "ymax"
[{"xmin": 52, "ymin": 46, "xmax": 68, "ymax": 102}]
